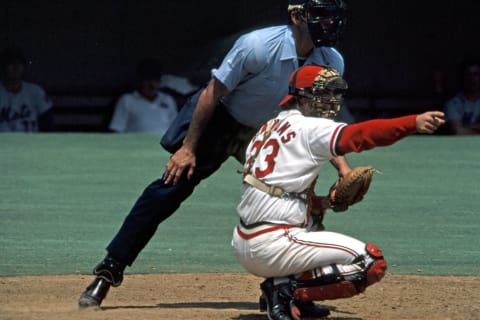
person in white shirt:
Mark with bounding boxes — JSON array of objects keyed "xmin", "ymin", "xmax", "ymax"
[
  {"xmin": 0, "ymin": 47, "xmax": 53, "ymax": 132},
  {"xmin": 109, "ymin": 58, "xmax": 178, "ymax": 135}
]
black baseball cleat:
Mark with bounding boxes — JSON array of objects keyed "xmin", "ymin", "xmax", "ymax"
[
  {"xmin": 260, "ymin": 278, "xmax": 298, "ymax": 320},
  {"xmin": 78, "ymin": 277, "xmax": 111, "ymax": 308},
  {"xmin": 78, "ymin": 255, "xmax": 125, "ymax": 308},
  {"xmin": 260, "ymin": 294, "xmax": 331, "ymax": 318}
]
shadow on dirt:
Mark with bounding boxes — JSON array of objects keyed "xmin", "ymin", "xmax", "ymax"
[{"xmin": 103, "ymin": 302, "xmax": 363, "ymax": 319}]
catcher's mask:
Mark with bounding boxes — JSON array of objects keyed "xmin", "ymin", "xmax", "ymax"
[
  {"xmin": 289, "ymin": 0, "xmax": 347, "ymax": 47},
  {"xmin": 279, "ymin": 65, "xmax": 348, "ymax": 119}
]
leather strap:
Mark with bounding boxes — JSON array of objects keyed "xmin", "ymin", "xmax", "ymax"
[{"xmin": 243, "ymin": 174, "xmax": 285, "ymax": 197}]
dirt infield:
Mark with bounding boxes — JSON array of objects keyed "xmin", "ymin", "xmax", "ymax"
[{"xmin": 1, "ymin": 273, "xmax": 479, "ymax": 320}]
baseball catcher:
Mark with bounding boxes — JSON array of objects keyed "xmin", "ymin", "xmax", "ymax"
[{"xmin": 233, "ymin": 64, "xmax": 444, "ymax": 320}]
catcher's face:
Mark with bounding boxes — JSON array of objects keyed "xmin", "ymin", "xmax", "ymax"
[
  {"xmin": 290, "ymin": 66, "xmax": 347, "ymax": 118},
  {"xmin": 298, "ymin": 89, "xmax": 344, "ymax": 118},
  {"xmin": 297, "ymin": 84, "xmax": 346, "ymax": 119},
  {"xmin": 312, "ymin": 87, "xmax": 345, "ymax": 118}
]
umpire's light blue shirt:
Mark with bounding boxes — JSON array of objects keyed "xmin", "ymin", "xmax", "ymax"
[{"xmin": 212, "ymin": 25, "xmax": 344, "ymax": 129}]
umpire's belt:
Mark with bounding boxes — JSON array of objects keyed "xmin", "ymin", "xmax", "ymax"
[{"xmin": 243, "ymin": 174, "xmax": 307, "ymax": 201}]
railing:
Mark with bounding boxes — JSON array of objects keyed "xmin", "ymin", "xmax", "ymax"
[{"xmin": 48, "ymin": 94, "xmax": 452, "ymax": 134}]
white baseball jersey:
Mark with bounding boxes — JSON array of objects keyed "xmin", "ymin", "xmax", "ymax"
[
  {"xmin": 109, "ymin": 91, "xmax": 178, "ymax": 134},
  {"xmin": 237, "ymin": 109, "xmax": 346, "ymax": 226},
  {"xmin": 0, "ymin": 81, "xmax": 52, "ymax": 132},
  {"xmin": 232, "ymin": 109, "xmax": 376, "ymax": 280}
]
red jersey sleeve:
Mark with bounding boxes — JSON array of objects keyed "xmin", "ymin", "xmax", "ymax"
[{"xmin": 335, "ymin": 115, "xmax": 417, "ymax": 155}]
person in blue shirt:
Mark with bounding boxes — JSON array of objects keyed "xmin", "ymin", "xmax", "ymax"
[
  {"xmin": 444, "ymin": 58, "xmax": 480, "ymax": 134},
  {"xmin": 79, "ymin": 1, "xmax": 350, "ymax": 317}
]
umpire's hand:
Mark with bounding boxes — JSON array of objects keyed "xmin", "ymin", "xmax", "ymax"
[{"xmin": 163, "ymin": 146, "xmax": 196, "ymax": 185}]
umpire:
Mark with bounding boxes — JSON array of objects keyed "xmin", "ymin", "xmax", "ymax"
[{"xmin": 79, "ymin": 1, "xmax": 349, "ymax": 318}]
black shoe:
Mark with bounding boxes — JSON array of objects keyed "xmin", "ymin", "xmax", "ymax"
[
  {"xmin": 78, "ymin": 277, "xmax": 111, "ymax": 308},
  {"xmin": 260, "ymin": 279, "xmax": 296, "ymax": 320},
  {"xmin": 93, "ymin": 255, "xmax": 125, "ymax": 287},
  {"xmin": 78, "ymin": 255, "xmax": 125, "ymax": 308},
  {"xmin": 260, "ymin": 294, "xmax": 330, "ymax": 318}
]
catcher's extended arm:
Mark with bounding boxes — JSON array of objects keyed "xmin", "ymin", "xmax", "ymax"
[{"xmin": 328, "ymin": 166, "xmax": 380, "ymax": 212}]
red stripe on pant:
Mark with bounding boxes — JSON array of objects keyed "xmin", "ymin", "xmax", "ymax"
[{"xmin": 236, "ymin": 225, "xmax": 296, "ymax": 240}]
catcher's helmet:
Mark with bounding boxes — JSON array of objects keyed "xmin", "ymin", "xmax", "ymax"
[
  {"xmin": 279, "ymin": 65, "xmax": 348, "ymax": 119},
  {"xmin": 289, "ymin": 0, "xmax": 347, "ymax": 47}
]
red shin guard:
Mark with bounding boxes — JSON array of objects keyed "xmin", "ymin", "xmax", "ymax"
[
  {"xmin": 294, "ymin": 280, "xmax": 359, "ymax": 301},
  {"xmin": 293, "ymin": 243, "xmax": 387, "ymax": 302}
]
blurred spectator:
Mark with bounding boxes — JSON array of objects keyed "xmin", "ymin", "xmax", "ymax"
[
  {"xmin": 0, "ymin": 47, "xmax": 53, "ymax": 132},
  {"xmin": 444, "ymin": 59, "xmax": 480, "ymax": 134},
  {"xmin": 432, "ymin": 69, "xmax": 448, "ymax": 108},
  {"xmin": 159, "ymin": 74, "xmax": 199, "ymax": 110},
  {"xmin": 109, "ymin": 57, "xmax": 178, "ymax": 134},
  {"xmin": 336, "ymin": 102, "xmax": 356, "ymax": 124}
]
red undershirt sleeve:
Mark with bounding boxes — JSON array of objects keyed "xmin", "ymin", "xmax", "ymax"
[{"xmin": 335, "ymin": 115, "xmax": 417, "ymax": 155}]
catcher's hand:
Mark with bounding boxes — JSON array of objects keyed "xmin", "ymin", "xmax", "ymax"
[{"xmin": 328, "ymin": 166, "xmax": 380, "ymax": 212}]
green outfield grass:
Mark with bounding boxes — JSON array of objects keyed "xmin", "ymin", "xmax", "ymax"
[{"xmin": 1, "ymin": 133, "xmax": 479, "ymax": 277}]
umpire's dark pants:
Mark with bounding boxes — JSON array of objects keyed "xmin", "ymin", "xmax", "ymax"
[{"xmin": 106, "ymin": 89, "xmax": 254, "ymax": 265}]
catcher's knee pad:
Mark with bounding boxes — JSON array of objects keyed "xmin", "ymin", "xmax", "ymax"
[
  {"xmin": 364, "ymin": 243, "xmax": 387, "ymax": 286},
  {"xmin": 93, "ymin": 255, "xmax": 125, "ymax": 287}
]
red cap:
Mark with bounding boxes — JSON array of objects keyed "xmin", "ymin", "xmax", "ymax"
[{"xmin": 279, "ymin": 65, "xmax": 327, "ymax": 106}]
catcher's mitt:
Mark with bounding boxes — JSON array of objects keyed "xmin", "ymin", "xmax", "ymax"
[{"xmin": 328, "ymin": 166, "xmax": 380, "ymax": 212}]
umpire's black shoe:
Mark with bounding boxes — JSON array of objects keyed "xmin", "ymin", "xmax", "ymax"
[
  {"xmin": 259, "ymin": 294, "xmax": 331, "ymax": 318},
  {"xmin": 78, "ymin": 255, "xmax": 125, "ymax": 308},
  {"xmin": 78, "ymin": 277, "xmax": 111, "ymax": 308},
  {"xmin": 260, "ymin": 278, "xmax": 297, "ymax": 320},
  {"xmin": 92, "ymin": 255, "xmax": 125, "ymax": 287}
]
